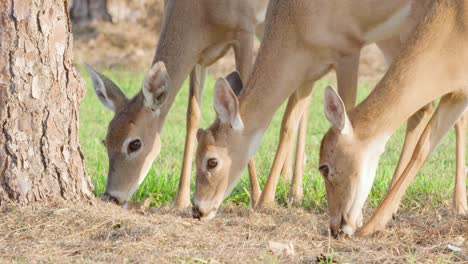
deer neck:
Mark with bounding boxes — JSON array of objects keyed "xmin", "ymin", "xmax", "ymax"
[
  {"xmin": 239, "ymin": 50, "xmax": 309, "ymax": 134},
  {"xmin": 153, "ymin": 49, "xmax": 196, "ymax": 123},
  {"xmin": 152, "ymin": 12, "xmax": 202, "ymax": 126},
  {"xmin": 350, "ymin": 1, "xmax": 461, "ymax": 143}
]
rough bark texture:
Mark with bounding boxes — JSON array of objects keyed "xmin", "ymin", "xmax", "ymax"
[
  {"xmin": 0, "ymin": 0, "xmax": 94, "ymax": 206},
  {"xmin": 71, "ymin": 0, "xmax": 111, "ymax": 25}
]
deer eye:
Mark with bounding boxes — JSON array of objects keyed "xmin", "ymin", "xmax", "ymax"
[
  {"xmin": 156, "ymin": 91, "xmax": 167, "ymax": 102},
  {"xmin": 207, "ymin": 158, "xmax": 218, "ymax": 170},
  {"xmin": 319, "ymin": 164, "xmax": 330, "ymax": 178},
  {"xmin": 128, "ymin": 139, "xmax": 142, "ymax": 153}
]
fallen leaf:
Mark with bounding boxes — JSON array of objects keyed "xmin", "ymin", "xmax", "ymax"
[
  {"xmin": 447, "ymin": 244, "xmax": 462, "ymax": 253},
  {"xmin": 180, "ymin": 221, "xmax": 192, "ymax": 228},
  {"xmin": 267, "ymin": 241, "xmax": 295, "ymax": 256}
]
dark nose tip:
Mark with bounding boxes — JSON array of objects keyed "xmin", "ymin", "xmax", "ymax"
[
  {"xmin": 192, "ymin": 206, "xmax": 202, "ymax": 220},
  {"xmin": 330, "ymin": 226, "xmax": 341, "ymax": 238},
  {"xmin": 101, "ymin": 193, "xmax": 119, "ymax": 204}
]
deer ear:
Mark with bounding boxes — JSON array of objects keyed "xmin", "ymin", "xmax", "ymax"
[
  {"xmin": 324, "ymin": 86, "xmax": 352, "ymax": 134},
  {"xmin": 213, "ymin": 77, "xmax": 244, "ymax": 130},
  {"xmin": 196, "ymin": 128, "xmax": 205, "ymax": 143},
  {"xmin": 142, "ymin": 61, "xmax": 170, "ymax": 113},
  {"xmin": 85, "ymin": 64, "xmax": 128, "ymax": 112},
  {"xmin": 225, "ymin": 71, "xmax": 243, "ymax": 96}
]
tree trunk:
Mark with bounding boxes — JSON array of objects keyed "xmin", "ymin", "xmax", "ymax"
[
  {"xmin": 71, "ymin": 0, "xmax": 111, "ymax": 25},
  {"xmin": 0, "ymin": 0, "xmax": 94, "ymax": 206}
]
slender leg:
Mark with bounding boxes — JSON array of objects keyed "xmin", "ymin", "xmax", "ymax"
[
  {"xmin": 248, "ymin": 159, "xmax": 261, "ymax": 206},
  {"xmin": 280, "ymin": 141, "xmax": 295, "ymax": 184},
  {"xmin": 257, "ymin": 83, "xmax": 313, "ymax": 208},
  {"xmin": 454, "ymin": 110, "xmax": 468, "ymax": 214},
  {"xmin": 257, "ymin": 95, "xmax": 300, "ymax": 207},
  {"xmin": 336, "ymin": 52, "xmax": 360, "ymax": 110},
  {"xmin": 234, "ymin": 31, "xmax": 261, "ymax": 206},
  {"xmin": 390, "ymin": 103, "xmax": 435, "ymax": 189},
  {"xmin": 175, "ymin": 65, "xmax": 206, "ymax": 208},
  {"xmin": 289, "ymin": 95, "xmax": 311, "ymax": 206},
  {"xmin": 376, "ymin": 37, "xmax": 402, "ymax": 66},
  {"xmin": 358, "ymin": 94, "xmax": 468, "ymax": 236}
]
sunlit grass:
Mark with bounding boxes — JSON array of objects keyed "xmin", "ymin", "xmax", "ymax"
[{"xmin": 79, "ymin": 67, "xmax": 466, "ymax": 211}]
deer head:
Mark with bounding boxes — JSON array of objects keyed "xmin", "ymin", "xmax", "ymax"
[
  {"xmin": 86, "ymin": 62, "xmax": 170, "ymax": 205},
  {"xmin": 192, "ymin": 71, "xmax": 259, "ymax": 220},
  {"xmin": 319, "ymin": 86, "xmax": 388, "ymax": 236}
]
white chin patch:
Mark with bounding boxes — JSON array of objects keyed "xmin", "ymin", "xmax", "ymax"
[
  {"xmin": 200, "ymin": 210, "xmax": 217, "ymax": 221},
  {"xmin": 348, "ymin": 134, "xmax": 390, "ymax": 224},
  {"xmin": 342, "ymin": 225, "xmax": 355, "ymax": 236}
]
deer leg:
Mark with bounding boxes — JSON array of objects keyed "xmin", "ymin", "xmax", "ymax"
[
  {"xmin": 175, "ymin": 65, "xmax": 206, "ymax": 208},
  {"xmin": 358, "ymin": 93, "xmax": 467, "ymax": 236},
  {"xmin": 390, "ymin": 103, "xmax": 435, "ymax": 190},
  {"xmin": 454, "ymin": 110, "xmax": 468, "ymax": 215},
  {"xmin": 280, "ymin": 140, "xmax": 295, "ymax": 184},
  {"xmin": 257, "ymin": 83, "xmax": 313, "ymax": 208},
  {"xmin": 289, "ymin": 95, "xmax": 312, "ymax": 206},
  {"xmin": 233, "ymin": 31, "xmax": 261, "ymax": 206},
  {"xmin": 376, "ymin": 37, "xmax": 402, "ymax": 67},
  {"xmin": 336, "ymin": 52, "xmax": 360, "ymax": 110}
]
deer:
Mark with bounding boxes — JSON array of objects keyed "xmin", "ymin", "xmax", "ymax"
[
  {"xmin": 84, "ymin": 0, "xmax": 272, "ymax": 208},
  {"xmin": 258, "ymin": 0, "xmax": 439, "ymax": 208},
  {"xmin": 84, "ymin": 0, "xmax": 377, "ymax": 209},
  {"xmin": 192, "ymin": 0, "xmax": 467, "ymax": 221},
  {"xmin": 320, "ymin": 0, "xmax": 468, "ymax": 236}
]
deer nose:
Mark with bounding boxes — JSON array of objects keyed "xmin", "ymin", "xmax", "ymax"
[
  {"xmin": 330, "ymin": 225, "xmax": 341, "ymax": 238},
  {"xmin": 101, "ymin": 192, "xmax": 119, "ymax": 204},
  {"xmin": 192, "ymin": 205, "xmax": 202, "ymax": 220},
  {"xmin": 330, "ymin": 214, "xmax": 353, "ymax": 238}
]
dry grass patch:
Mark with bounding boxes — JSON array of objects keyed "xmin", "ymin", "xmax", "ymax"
[{"xmin": 0, "ymin": 202, "xmax": 466, "ymax": 263}]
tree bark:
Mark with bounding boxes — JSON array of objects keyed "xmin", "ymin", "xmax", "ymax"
[
  {"xmin": 71, "ymin": 0, "xmax": 111, "ymax": 25},
  {"xmin": 0, "ymin": 0, "xmax": 94, "ymax": 206}
]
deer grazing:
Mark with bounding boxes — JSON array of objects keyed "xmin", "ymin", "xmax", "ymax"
[
  {"xmin": 85, "ymin": 0, "xmax": 271, "ymax": 207},
  {"xmin": 193, "ymin": 0, "xmax": 467, "ymax": 223},
  {"xmin": 320, "ymin": 0, "xmax": 468, "ymax": 236}
]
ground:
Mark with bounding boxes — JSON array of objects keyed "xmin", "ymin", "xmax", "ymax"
[{"xmin": 0, "ymin": 203, "xmax": 466, "ymax": 263}]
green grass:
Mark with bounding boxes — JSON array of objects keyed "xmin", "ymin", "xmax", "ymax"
[{"xmin": 78, "ymin": 67, "xmax": 466, "ymax": 210}]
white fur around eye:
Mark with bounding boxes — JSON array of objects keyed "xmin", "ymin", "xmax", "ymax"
[{"xmin": 122, "ymin": 137, "xmax": 144, "ymax": 157}]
